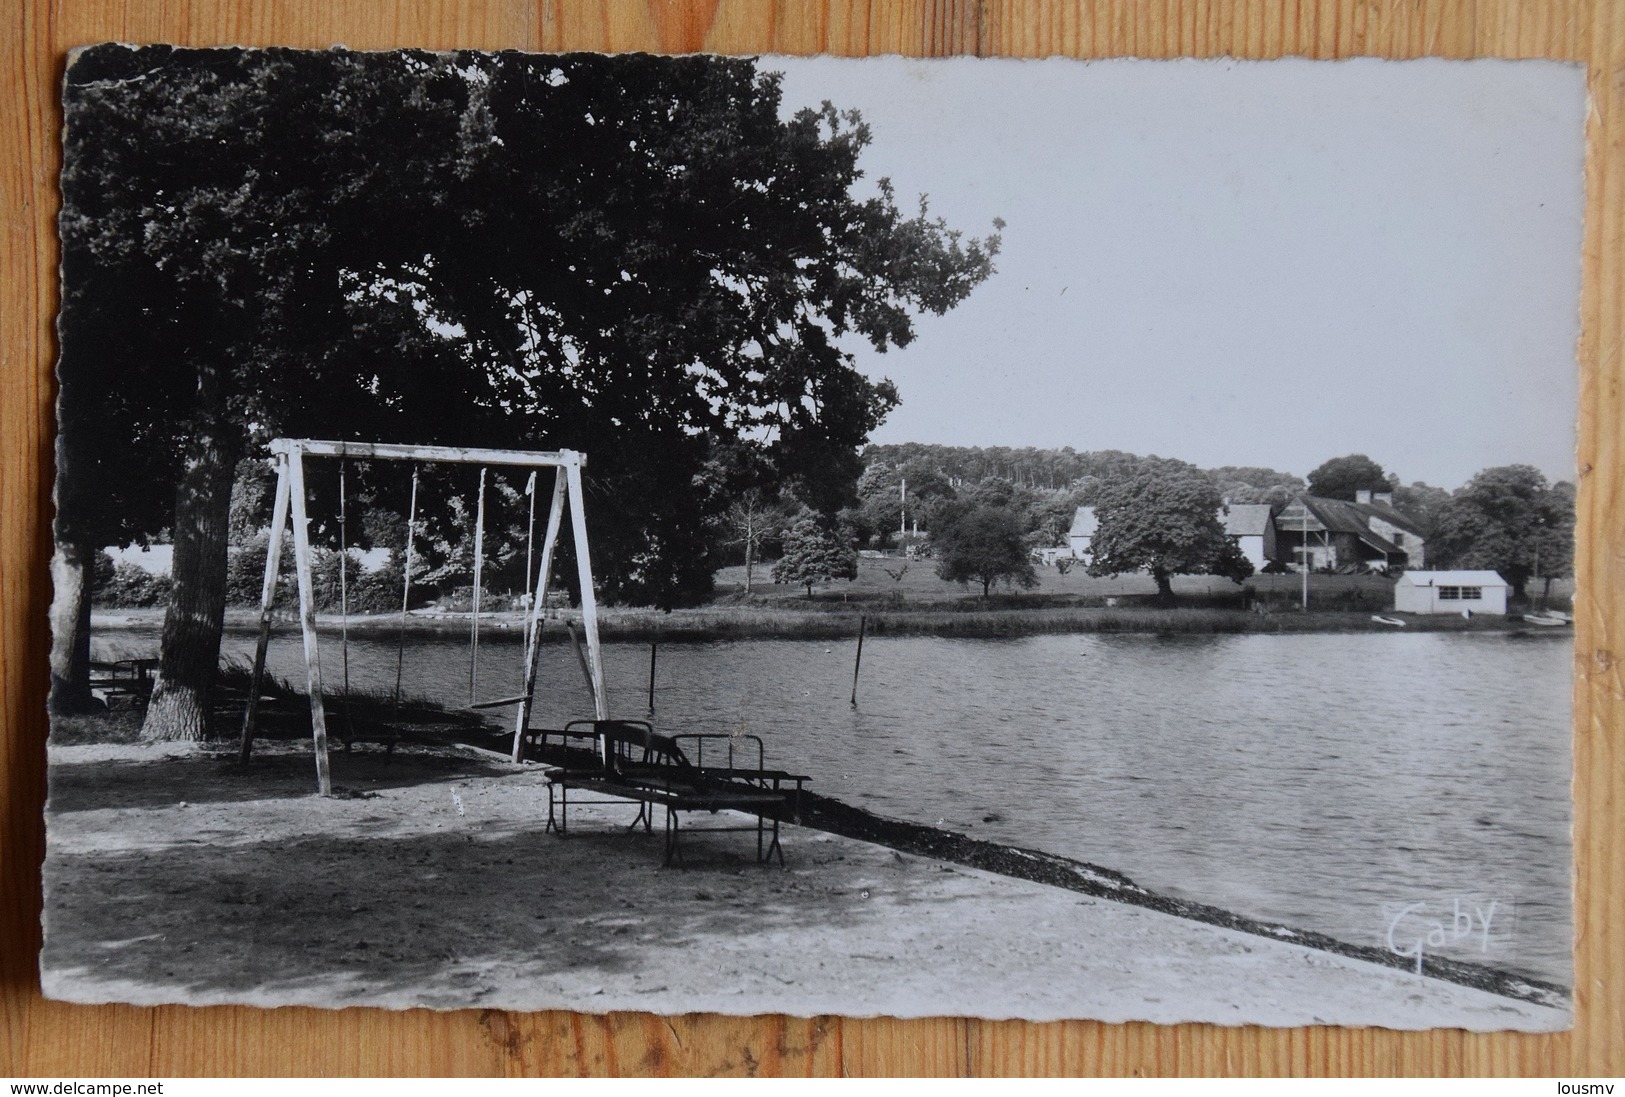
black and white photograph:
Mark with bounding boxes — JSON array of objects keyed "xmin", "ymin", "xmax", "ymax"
[{"xmin": 44, "ymin": 46, "xmax": 1584, "ymax": 1029}]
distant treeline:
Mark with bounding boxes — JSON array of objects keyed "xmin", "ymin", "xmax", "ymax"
[
  {"xmin": 862, "ymin": 443, "xmax": 1304, "ymax": 500},
  {"xmin": 851, "ymin": 444, "xmax": 1574, "ymax": 599}
]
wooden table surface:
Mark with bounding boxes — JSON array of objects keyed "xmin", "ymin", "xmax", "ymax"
[{"xmin": 2, "ymin": 0, "xmax": 1620, "ymax": 1078}]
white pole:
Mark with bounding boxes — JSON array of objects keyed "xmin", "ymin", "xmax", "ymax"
[
  {"xmin": 524, "ymin": 471, "xmax": 538, "ymax": 610},
  {"xmin": 238, "ymin": 455, "xmax": 291, "ymax": 762},
  {"xmin": 470, "ymin": 468, "xmax": 486, "ymax": 705},
  {"xmin": 512, "ymin": 468, "xmax": 568, "ymax": 762},
  {"xmin": 565, "ymin": 458, "xmax": 610, "ymax": 722},
  {"xmin": 1300, "ymin": 504, "xmax": 1310, "ymax": 611},
  {"xmin": 285, "ymin": 447, "xmax": 333, "ymax": 796}
]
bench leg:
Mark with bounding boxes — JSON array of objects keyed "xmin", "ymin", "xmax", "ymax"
[
  {"xmin": 764, "ymin": 815, "xmax": 784, "ymax": 866},
  {"xmin": 545, "ymin": 782, "xmax": 560, "ymax": 835},
  {"xmin": 663, "ymin": 807, "xmax": 683, "ymax": 867}
]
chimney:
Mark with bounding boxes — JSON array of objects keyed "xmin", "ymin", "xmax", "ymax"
[
  {"xmin": 1355, "ymin": 489, "xmax": 1372, "ymax": 504},
  {"xmin": 1373, "ymin": 492, "xmax": 1393, "ymax": 506}
]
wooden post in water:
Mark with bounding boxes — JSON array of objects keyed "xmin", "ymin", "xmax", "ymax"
[
  {"xmin": 850, "ymin": 614, "xmax": 867, "ymax": 707},
  {"xmin": 647, "ymin": 640, "xmax": 658, "ymax": 713}
]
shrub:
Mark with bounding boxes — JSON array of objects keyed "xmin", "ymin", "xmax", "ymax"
[{"xmin": 91, "ymin": 560, "xmax": 172, "ymax": 607}]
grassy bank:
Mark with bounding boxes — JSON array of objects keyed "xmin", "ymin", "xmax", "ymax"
[
  {"xmin": 93, "ymin": 601, "xmax": 1571, "ymax": 643},
  {"xmin": 92, "ymin": 557, "xmax": 1573, "ymax": 642}
]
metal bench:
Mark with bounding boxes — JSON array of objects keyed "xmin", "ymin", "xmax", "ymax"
[
  {"xmin": 522, "ymin": 719, "xmax": 808, "ymax": 865},
  {"xmin": 88, "ymin": 658, "xmax": 157, "ymax": 710}
]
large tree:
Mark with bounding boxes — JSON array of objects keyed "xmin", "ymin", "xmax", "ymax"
[
  {"xmin": 1306, "ymin": 454, "xmax": 1391, "ymax": 500},
  {"xmin": 1429, "ymin": 465, "xmax": 1574, "ymax": 599},
  {"xmin": 58, "ymin": 47, "xmax": 1000, "ymax": 739},
  {"xmin": 933, "ymin": 505, "xmax": 1039, "ymax": 598},
  {"xmin": 771, "ymin": 515, "xmax": 858, "ymax": 597},
  {"xmin": 1086, "ymin": 458, "xmax": 1254, "ymax": 602}
]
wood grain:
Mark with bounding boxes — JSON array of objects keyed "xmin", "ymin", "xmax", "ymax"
[{"xmin": 2, "ymin": 0, "xmax": 1619, "ymax": 1077}]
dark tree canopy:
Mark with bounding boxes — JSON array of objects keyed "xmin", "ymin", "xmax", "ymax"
[
  {"xmin": 933, "ymin": 505, "xmax": 1038, "ymax": 598},
  {"xmin": 1206, "ymin": 466, "xmax": 1305, "ymax": 507},
  {"xmin": 1429, "ymin": 465, "xmax": 1574, "ymax": 598},
  {"xmin": 1390, "ymin": 481, "xmax": 1453, "ymax": 536},
  {"xmin": 57, "ymin": 45, "xmax": 999, "ymax": 736},
  {"xmin": 1086, "ymin": 458, "xmax": 1253, "ymax": 601},
  {"xmin": 1306, "ymin": 454, "xmax": 1391, "ymax": 501}
]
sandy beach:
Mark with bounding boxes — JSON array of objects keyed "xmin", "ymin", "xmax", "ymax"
[{"xmin": 39, "ymin": 741, "xmax": 1568, "ymax": 1030}]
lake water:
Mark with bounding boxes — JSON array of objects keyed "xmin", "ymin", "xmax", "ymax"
[{"xmin": 97, "ymin": 623, "xmax": 1574, "ymax": 986}]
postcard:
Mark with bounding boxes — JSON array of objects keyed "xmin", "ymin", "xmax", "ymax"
[{"xmin": 45, "ymin": 47, "xmax": 1584, "ymax": 1027}]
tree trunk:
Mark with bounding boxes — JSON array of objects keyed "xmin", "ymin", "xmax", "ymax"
[
  {"xmin": 142, "ymin": 366, "xmax": 238, "ymax": 741},
  {"xmin": 743, "ymin": 509, "xmax": 754, "ymax": 595},
  {"xmin": 1153, "ymin": 569, "xmax": 1175, "ymax": 605},
  {"xmin": 48, "ymin": 541, "xmax": 100, "ymax": 714}
]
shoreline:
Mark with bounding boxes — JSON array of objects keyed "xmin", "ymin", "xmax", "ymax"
[
  {"xmin": 55, "ymin": 703, "xmax": 1571, "ymax": 1010},
  {"xmin": 791, "ymin": 787, "xmax": 1568, "ymax": 1009},
  {"xmin": 41, "ymin": 738, "xmax": 1570, "ymax": 1025},
  {"xmin": 91, "ymin": 604, "xmax": 1571, "ymax": 643}
]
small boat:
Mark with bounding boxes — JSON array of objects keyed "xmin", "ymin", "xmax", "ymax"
[
  {"xmin": 1371, "ymin": 615, "xmax": 1406, "ymax": 627},
  {"xmin": 1523, "ymin": 614, "xmax": 1568, "ymax": 627}
]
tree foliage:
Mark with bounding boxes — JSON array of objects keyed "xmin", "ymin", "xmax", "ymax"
[
  {"xmin": 1207, "ymin": 466, "xmax": 1305, "ymax": 506},
  {"xmin": 771, "ymin": 515, "xmax": 858, "ymax": 596},
  {"xmin": 1429, "ymin": 465, "xmax": 1574, "ymax": 598},
  {"xmin": 1306, "ymin": 454, "xmax": 1391, "ymax": 501},
  {"xmin": 933, "ymin": 505, "xmax": 1039, "ymax": 598},
  {"xmin": 58, "ymin": 46, "xmax": 999, "ymax": 735},
  {"xmin": 1086, "ymin": 458, "xmax": 1253, "ymax": 601},
  {"xmin": 850, "ymin": 458, "xmax": 958, "ymax": 548},
  {"xmin": 1389, "ymin": 481, "xmax": 1453, "ymax": 536}
]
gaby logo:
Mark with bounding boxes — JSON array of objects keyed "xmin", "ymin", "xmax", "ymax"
[{"xmin": 1384, "ymin": 898, "xmax": 1505, "ymax": 975}]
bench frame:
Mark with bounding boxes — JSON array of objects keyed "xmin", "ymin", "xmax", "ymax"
[{"xmin": 526, "ymin": 720, "xmax": 808, "ymax": 866}]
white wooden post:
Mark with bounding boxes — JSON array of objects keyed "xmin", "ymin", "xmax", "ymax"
[
  {"xmin": 285, "ymin": 446, "xmax": 333, "ymax": 796},
  {"xmin": 470, "ymin": 467, "xmax": 486, "ymax": 705},
  {"xmin": 511, "ymin": 468, "xmax": 568, "ymax": 762},
  {"xmin": 238, "ymin": 456, "xmax": 291, "ymax": 762},
  {"xmin": 566, "ymin": 458, "xmax": 610, "ymax": 722}
]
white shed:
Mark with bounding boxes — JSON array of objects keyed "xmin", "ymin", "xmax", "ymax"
[{"xmin": 1394, "ymin": 570, "xmax": 1509, "ymax": 615}]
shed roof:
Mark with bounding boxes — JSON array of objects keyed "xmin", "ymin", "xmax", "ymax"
[
  {"xmin": 1069, "ymin": 505, "xmax": 1098, "ymax": 538},
  {"xmin": 1395, "ymin": 570, "xmax": 1508, "ymax": 587},
  {"xmin": 1222, "ymin": 503, "xmax": 1275, "ymax": 537}
]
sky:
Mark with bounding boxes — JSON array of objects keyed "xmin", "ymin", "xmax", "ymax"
[{"xmin": 770, "ymin": 57, "xmax": 1587, "ymax": 490}]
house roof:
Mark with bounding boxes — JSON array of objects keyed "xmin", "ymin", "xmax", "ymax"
[
  {"xmin": 1222, "ymin": 504, "xmax": 1275, "ymax": 537},
  {"xmin": 1277, "ymin": 496, "xmax": 1410, "ymax": 559},
  {"xmin": 1301, "ymin": 497, "xmax": 1385, "ymax": 537},
  {"xmin": 1277, "ymin": 495, "xmax": 1425, "ymax": 538},
  {"xmin": 1351, "ymin": 499, "xmax": 1427, "ymax": 537},
  {"xmin": 1396, "ymin": 570, "xmax": 1508, "ymax": 587},
  {"xmin": 1069, "ymin": 505, "xmax": 1098, "ymax": 538}
]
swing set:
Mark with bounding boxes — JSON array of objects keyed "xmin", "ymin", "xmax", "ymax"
[{"xmin": 236, "ymin": 437, "xmax": 609, "ymax": 795}]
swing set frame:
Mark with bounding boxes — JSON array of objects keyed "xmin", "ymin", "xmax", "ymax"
[{"xmin": 237, "ymin": 437, "xmax": 611, "ymax": 795}]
